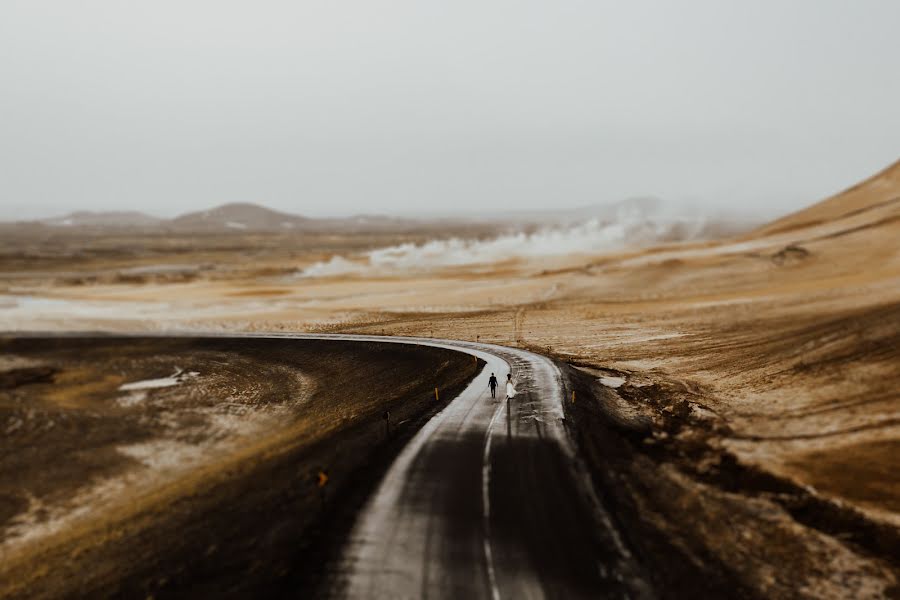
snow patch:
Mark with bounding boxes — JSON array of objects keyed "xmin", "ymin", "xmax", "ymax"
[
  {"xmin": 117, "ymin": 390, "xmax": 148, "ymax": 407},
  {"xmin": 118, "ymin": 439, "xmax": 210, "ymax": 471},
  {"xmin": 599, "ymin": 376, "xmax": 627, "ymax": 388},
  {"xmin": 119, "ymin": 368, "xmax": 199, "ymax": 391}
]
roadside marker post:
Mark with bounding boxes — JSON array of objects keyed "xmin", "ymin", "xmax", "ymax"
[
  {"xmin": 571, "ymin": 390, "xmax": 576, "ymax": 404},
  {"xmin": 315, "ymin": 469, "xmax": 329, "ymax": 510},
  {"xmin": 434, "ymin": 387, "xmax": 439, "ymax": 402}
]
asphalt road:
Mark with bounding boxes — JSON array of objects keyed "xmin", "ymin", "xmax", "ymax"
[{"xmin": 253, "ymin": 334, "xmax": 651, "ymax": 600}]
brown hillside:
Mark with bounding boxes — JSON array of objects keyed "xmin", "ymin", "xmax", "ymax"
[{"xmin": 751, "ymin": 159, "xmax": 900, "ymax": 238}]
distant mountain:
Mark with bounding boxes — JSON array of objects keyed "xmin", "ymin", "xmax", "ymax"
[
  {"xmin": 167, "ymin": 204, "xmax": 468, "ymax": 233},
  {"xmin": 41, "ymin": 210, "xmax": 163, "ymax": 227},
  {"xmin": 13, "ymin": 196, "xmax": 761, "ymax": 241},
  {"xmin": 8, "ymin": 202, "xmax": 462, "ymax": 234},
  {"xmin": 168, "ymin": 202, "xmax": 312, "ymax": 231}
]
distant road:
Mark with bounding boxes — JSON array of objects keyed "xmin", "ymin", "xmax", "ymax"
[{"xmin": 253, "ymin": 334, "xmax": 649, "ymax": 599}]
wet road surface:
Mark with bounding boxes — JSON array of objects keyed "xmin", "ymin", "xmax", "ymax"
[{"xmin": 255, "ymin": 335, "xmax": 650, "ymax": 599}]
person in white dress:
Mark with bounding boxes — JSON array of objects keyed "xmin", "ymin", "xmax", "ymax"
[{"xmin": 505, "ymin": 373, "xmax": 516, "ymax": 400}]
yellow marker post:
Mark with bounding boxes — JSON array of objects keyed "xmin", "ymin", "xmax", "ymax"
[
  {"xmin": 434, "ymin": 387, "xmax": 439, "ymax": 401},
  {"xmin": 571, "ymin": 390, "xmax": 576, "ymax": 404}
]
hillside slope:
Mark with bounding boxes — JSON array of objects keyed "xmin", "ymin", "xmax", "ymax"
[{"xmin": 751, "ymin": 159, "xmax": 900, "ymax": 238}]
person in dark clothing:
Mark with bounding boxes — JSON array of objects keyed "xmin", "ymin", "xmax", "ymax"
[{"xmin": 488, "ymin": 373, "xmax": 498, "ymax": 399}]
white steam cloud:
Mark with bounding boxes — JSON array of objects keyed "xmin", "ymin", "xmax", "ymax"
[{"xmin": 300, "ymin": 210, "xmax": 734, "ymax": 278}]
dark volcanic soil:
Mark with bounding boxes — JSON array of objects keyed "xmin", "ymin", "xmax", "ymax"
[
  {"xmin": 557, "ymin": 362, "xmax": 899, "ymax": 599},
  {"xmin": 0, "ymin": 336, "xmax": 480, "ymax": 599}
]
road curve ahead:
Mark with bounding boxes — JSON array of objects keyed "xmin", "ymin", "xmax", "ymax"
[{"xmin": 266, "ymin": 335, "xmax": 650, "ymax": 600}]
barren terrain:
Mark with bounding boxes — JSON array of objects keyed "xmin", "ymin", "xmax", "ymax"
[
  {"xmin": 1, "ymin": 160, "xmax": 898, "ymax": 598},
  {"xmin": 0, "ymin": 336, "xmax": 477, "ymax": 598}
]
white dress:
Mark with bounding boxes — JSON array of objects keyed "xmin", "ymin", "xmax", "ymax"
[{"xmin": 506, "ymin": 381, "xmax": 516, "ymax": 399}]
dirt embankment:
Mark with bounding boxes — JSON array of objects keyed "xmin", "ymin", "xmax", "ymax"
[
  {"xmin": 556, "ymin": 359, "xmax": 899, "ymax": 600},
  {"xmin": 0, "ymin": 336, "xmax": 480, "ymax": 599}
]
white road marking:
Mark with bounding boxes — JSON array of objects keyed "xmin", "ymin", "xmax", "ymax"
[{"xmin": 482, "ymin": 397, "xmax": 506, "ymax": 600}]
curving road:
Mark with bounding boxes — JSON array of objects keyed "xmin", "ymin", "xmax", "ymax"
[{"xmin": 250, "ymin": 334, "xmax": 650, "ymax": 599}]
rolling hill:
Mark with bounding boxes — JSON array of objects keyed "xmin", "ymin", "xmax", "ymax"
[{"xmin": 168, "ymin": 203, "xmax": 312, "ymax": 232}]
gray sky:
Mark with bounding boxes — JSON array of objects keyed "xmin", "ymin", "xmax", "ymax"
[{"xmin": 1, "ymin": 0, "xmax": 898, "ymax": 220}]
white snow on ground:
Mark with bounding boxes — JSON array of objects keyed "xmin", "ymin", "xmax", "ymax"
[
  {"xmin": 0, "ymin": 355, "xmax": 45, "ymax": 371},
  {"xmin": 599, "ymin": 376, "xmax": 627, "ymax": 388},
  {"xmin": 116, "ymin": 391, "xmax": 148, "ymax": 407},
  {"xmin": 2, "ymin": 478, "xmax": 130, "ymax": 550},
  {"xmin": 225, "ymin": 221, "xmax": 248, "ymax": 229},
  {"xmin": 3, "ymin": 412, "xmax": 257, "ymax": 550},
  {"xmin": 0, "ymin": 295, "xmax": 170, "ymax": 322},
  {"xmin": 119, "ymin": 368, "xmax": 199, "ymax": 391},
  {"xmin": 0, "ymin": 294, "xmax": 315, "ymax": 331},
  {"xmin": 118, "ymin": 439, "xmax": 212, "ymax": 471},
  {"xmin": 0, "ymin": 368, "xmax": 313, "ymax": 555}
]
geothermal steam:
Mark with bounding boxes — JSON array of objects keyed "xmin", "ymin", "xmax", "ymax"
[{"xmin": 301, "ymin": 202, "xmax": 740, "ymax": 277}]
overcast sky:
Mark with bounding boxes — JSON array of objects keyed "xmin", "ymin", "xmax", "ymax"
[{"xmin": 1, "ymin": 1, "xmax": 898, "ymax": 220}]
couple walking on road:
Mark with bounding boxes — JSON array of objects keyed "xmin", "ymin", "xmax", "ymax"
[{"xmin": 488, "ymin": 372, "xmax": 516, "ymax": 400}]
